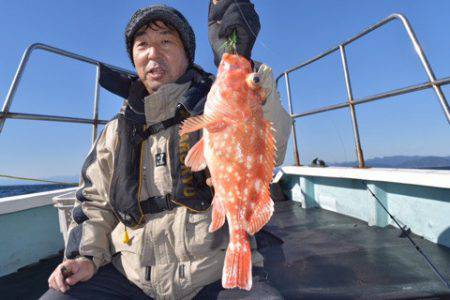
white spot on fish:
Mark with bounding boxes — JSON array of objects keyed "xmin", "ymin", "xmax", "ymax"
[
  {"xmin": 229, "ymin": 243, "xmax": 235, "ymax": 251},
  {"xmin": 254, "ymin": 179, "xmax": 261, "ymax": 191},
  {"xmin": 246, "ymin": 155, "xmax": 254, "ymax": 169},
  {"xmin": 235, "ymin": 242, "xmax": 242, "ymax": 250},
  {"xmin": 236, "ymin": 144, "xmax": 243, "ymax": 162}
]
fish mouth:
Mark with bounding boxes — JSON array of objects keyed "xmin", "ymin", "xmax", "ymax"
[{"xmin": 260, "ymin": 87, "xmax": 270, "ymax": 101}]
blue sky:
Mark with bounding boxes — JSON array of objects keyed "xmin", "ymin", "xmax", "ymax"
[{"xmin": 0, "ymin": 0, "xmax": 450, "ymax": 182}]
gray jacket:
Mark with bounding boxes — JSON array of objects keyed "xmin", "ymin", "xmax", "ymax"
[{"xmin": 65, "ymin": 63, "xmax": 291, "ymax": 299}]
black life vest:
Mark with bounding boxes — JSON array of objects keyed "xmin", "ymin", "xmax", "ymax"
[{"xmin": 109, "ymin": 67, "xmax": 214, "ymax": 227}]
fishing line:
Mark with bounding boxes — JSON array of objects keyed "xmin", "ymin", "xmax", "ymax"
[
  {"xmin": 232, "ymin": 0, "xmax": 349, "ymax": 167},
  {"xmin": 328, "ymin": 117, "xmax": 348, "ymax": 163},
  {"xmin": 232, "ymin": 0, "xmax": 281, "ymax": 59},
  {"xmin": 363, "ymin": 181, "xmax": 450, "ymax": 289},
  {"xmin": 0, "ymin": 173, "xmax": 77, "ymax": 186}
]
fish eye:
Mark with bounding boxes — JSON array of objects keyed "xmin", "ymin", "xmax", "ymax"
[{"xmin": 246, "ymin": 73, "xmax": 261, "ymax": 89}]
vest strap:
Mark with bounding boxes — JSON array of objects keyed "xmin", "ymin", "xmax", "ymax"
[
  {"xmin": 140, "ymin": 194, "xmax": 177, "ymax": 214},
  {"xmin": 133, "ymin": 104, "xmax": 190, "ymax": 145}
]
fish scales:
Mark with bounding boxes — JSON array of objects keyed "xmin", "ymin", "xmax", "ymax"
[{"xmin": 179, "ymin": 53, "xmax": 275, "ymax": 290}]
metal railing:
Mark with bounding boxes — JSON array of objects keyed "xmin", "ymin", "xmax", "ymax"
[
  {"xmin": 0, "ymin": 43, "xmax": 135, "ymax": 143},
  {"xmin": 276, "ymin": 13, "xmax": 450, "ymax": 168}
]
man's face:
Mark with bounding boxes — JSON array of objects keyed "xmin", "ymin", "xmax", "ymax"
[{"xmin": 132, "ymin": 21, "xmax": 189, "ymax": 93}]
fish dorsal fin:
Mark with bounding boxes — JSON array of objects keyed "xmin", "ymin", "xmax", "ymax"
[
  {"xmin": 184, "ymin": 137, "xmax": 207, "ymax": 171},
  {"xmin": 246, "ymin": 120, "xmax": 277, "ymax": 235}
]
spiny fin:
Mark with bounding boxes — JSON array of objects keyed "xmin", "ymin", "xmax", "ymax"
[
  {"xmin": 262, "ymin": 120, "xmax": 277, "ymax": 182},
  {"xmin": 247, "ymin": 188, "xmax": 274, "ymax": 235},
  {"xmin": 209, "ymin": 195, "xmax": 226, "ymax": 232},
  {"xmin": 185, "ymin": 137, "xmax": 206, "ymax": 171},
  {"xmin": 179, "ymin": 115, "xmax": 217, "ymax": 136}
]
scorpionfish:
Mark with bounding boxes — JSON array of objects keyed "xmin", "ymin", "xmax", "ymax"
[{"xmin": 179, "ymin": 53, "xmax": 276, "ymax": 290}]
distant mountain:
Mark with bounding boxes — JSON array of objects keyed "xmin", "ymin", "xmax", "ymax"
[
  {"xmin": 331, "ymin": 155, "xmax": 450, "ymax": 169},
  {"xmin": 0, "ymin": 175, "xmax": 79, "ymax": 186}
]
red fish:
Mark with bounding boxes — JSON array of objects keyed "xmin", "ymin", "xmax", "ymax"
[{"xmin": 179, "ymin": 53, "xmax": 275, "ymax": 290}]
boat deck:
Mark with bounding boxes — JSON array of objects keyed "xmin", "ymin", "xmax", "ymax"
[
  {"xmin": 261, "ymin": 201, "xmax": 450, "ymax": 299},
  {"xmin": 1, "ymin": 201, "xmax": 449, "ymax": 299}
]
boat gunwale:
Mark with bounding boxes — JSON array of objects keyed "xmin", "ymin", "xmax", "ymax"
[
  {"xmin": 281, "ymin": 166, "xmax": 450, "ymax": 189},
  {"xmin": 0, "ymin": 187, "xmax": 76, "ymax": 215}
]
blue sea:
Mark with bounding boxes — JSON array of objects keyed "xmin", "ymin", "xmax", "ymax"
[{"xmin": 0, "ymin": 184, "xmax": 76, "ymax": 198}]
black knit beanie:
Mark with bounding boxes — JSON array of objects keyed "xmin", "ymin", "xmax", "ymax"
[{"xmin": 125, "ymin": 5, "xmax": 196, "ymax": 65}]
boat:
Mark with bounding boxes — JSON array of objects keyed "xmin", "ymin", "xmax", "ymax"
[{"xmin": 0, "ymin": 13, "xmax": 449, "ymax": 299}]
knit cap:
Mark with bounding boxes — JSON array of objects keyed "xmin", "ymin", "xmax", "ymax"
[{"xmin": 125, "ymin": 5, "xmax": 196, "ymax": 65}]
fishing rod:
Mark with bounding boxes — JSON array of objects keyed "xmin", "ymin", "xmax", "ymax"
[
  {"xmin": 363, "ymin": 180, "xmax": 450, "ymax": 289},
  {"xmin": 0, "ymin": 173, "xmax": 78, "ymax": 186}
]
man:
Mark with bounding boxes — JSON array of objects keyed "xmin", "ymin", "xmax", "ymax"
[{"xmin": 41, "ymin": 1, "xmax": 291, "ymax": 299}]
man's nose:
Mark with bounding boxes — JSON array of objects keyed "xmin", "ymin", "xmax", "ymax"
[{"xmin": 147, "ymin": 46, "xmax": 160, "ymax": 59}]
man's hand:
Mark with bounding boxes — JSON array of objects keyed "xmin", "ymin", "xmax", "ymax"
[
  {"xmin": 208, "ymin": 0, "xmax": 260, "ymax": 66},
  {"xmin": 48, "ymin": 257, "xmax": 95, "ymax": 293}
]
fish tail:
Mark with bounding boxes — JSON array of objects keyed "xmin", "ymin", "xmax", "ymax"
[{"xmin": 222, "ymin": 232, "xmax": 252, "ymax": 290}]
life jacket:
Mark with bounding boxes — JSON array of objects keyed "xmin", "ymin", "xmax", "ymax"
[{"xmin": 107, "ymin": 66, "xmax": 214, "ymax": 227}]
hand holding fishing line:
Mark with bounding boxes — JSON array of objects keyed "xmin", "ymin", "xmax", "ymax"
[{"xmin": 208, "ymin": 0, "xmax": 260, "ymax": 66}]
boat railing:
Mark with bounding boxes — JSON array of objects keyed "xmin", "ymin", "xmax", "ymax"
[
  {"xmin": 2, "ymin": 14, "xmax": 449, "ymax": 169},
  {"xmin": 275, "ymin": 13, "xmax": 450, "ymax": 168},
  {"xmin": 0, "ymin": 43, "xmax": 135, "ymax": 144}
]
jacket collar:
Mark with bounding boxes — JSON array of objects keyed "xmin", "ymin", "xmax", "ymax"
[
  {"xmin": 143, "ymin": 81, "xmax": 190, "ymax": 125},
  {"xmin": 122, "ymin": 66, "xmax": 213, "ymax": 125}
]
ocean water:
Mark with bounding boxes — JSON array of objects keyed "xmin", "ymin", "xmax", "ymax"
[{"xmin": 0, "ymin": 184, "xmax": 76, "ymax": 198}]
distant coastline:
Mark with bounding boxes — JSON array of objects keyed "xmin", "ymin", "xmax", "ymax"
[{"xmin": 330, "ymin": 155, "xmax": 450, "ymax": 170}]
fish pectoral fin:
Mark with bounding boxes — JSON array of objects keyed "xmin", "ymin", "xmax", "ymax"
[
  {"xmin": 209, "ymin": 196, "xmax": 226, "ymax": 232},
  {"xmin": 179, "ymin": 115, "xmax": 217, "ymax": 136},
  {"xmin": 185, "ymin": 137, "xmax": 207, "ymax": 171},
  {"xmin": 247, "ymin": 189, "xmax": 274, "ymax": 235}
]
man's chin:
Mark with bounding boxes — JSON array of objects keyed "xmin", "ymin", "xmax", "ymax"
[{"xmin": 144, "ymin": 81, "xmax": 165, "ymax": 93}]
